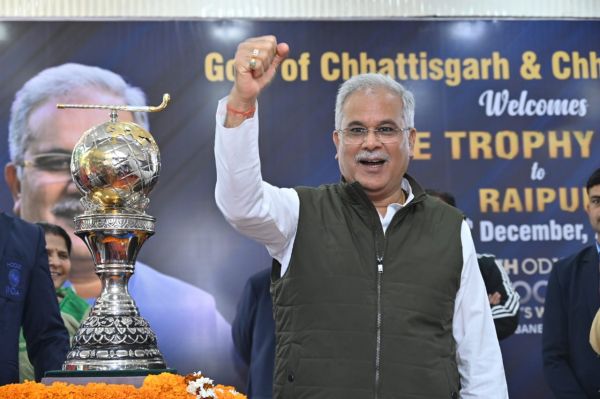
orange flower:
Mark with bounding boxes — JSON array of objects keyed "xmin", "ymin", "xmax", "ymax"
[
  {"xmin": 214, "ymin": 385, "xmax": 246, "ymax": 399},
  {"xmin": 141, "ymin": 372, "xmax": 194, "ymax": 399},
  {"xmin": 0, "ymin": 373, "xmax": 246, "ymax": 399}
]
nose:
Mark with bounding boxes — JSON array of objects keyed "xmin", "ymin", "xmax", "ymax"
[
  {"xmin": 48, "ymin": 253, "xmax": 59, "ymax": 267},
  {"xmin": 362, "ymin": 129, "xmax": 382, "ymax": 149}
]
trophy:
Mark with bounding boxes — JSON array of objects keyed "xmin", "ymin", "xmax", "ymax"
[{"xmin": 58, "ymin": 95, "xmax": 170, "ymax": 371}]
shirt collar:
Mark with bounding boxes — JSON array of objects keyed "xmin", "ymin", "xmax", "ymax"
[{"xmin": 380, "ymin": 177, "xmax": 413, "ymax": 232}]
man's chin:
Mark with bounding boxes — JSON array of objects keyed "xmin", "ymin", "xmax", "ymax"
[{"xmin": 355, "ymin": 176, "xmax": 387, "ymax": 193}]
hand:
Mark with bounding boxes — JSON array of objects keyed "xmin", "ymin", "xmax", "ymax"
[
  {"xmin": 488, "ymin": 292, "xmax": 502, "ymax": 306},
  {"xmin": 228, "ymin": 35, "xmax": 289, "ymax": 114}
]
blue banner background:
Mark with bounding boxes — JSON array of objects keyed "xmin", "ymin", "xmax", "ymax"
[{"xmin": 1, "ymin": 20, "xmax": 598, "ymax": 397}]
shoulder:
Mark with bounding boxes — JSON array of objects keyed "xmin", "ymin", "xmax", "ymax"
[
  {"xmin": 294, "ymin": 184, "xmax": 347, "ymax": 216},
  {"xmin": 133, "ymin": 262, "xmax": 217, "ymax": 305},
  {"xmin": 1, "ymin": 213, "xmax": 42, "ymax": 241},
  {"xmin": 58, "ymin": 287, "xmax": 91, "ymax": 320},
  {"xmin": 422, "ymin": 195, "xmax": 463, "ymax": 217},
  {"xmin": 477, "ymin": 253, "xmax": 498, "ymax": 270},
  {"xmin": 418, "ymin": 195, "xmax": 464, "ymax": 234},
  {"xmin": 0, "ymin": 214, "xmax": 44, "ymax": 270},
  {"xmin": 404, "ymin": 174, "xmax": 463, "ymax": 221},
  {"xmin": 553, "ymin": 246, "xmax": 596, "ymax": 271},
  {"xmin": 550, "ymin": 246, "xmax": 597, "ymax": 287},
  {"xmin": 295, "ymin": 183, "xmax": 340, "ymax": 197},
  {"xmin": 248, "ymin": 268, "xmax": 272, "ymax": 289},
  {"xmin": 129, "ymin": 264, "xmax": 227, "ymax": 326},
  {"xmin": 477, "ymin": 252, "xmax": 497, "ymax": 262}
]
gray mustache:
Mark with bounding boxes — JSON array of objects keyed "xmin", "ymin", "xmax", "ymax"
[
  {"xmin": 355, "ymin": 150, "xmax": 389, "ymax": 163},
  {"xmin": 51, "ymin": 197, "xmax": 83, "ymax": 219}
]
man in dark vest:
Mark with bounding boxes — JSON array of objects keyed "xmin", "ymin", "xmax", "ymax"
[{"xmin": 215, "ymin": 35, "xmax": 508, "ymax": 398}]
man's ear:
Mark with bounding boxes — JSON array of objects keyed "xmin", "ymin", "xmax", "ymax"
[
  {"xmin": 584, "ymin": 199, "xmax": 591, "ymax": 217},
  {"xmin": 4, "ymin": 163, "xmax": 22, "ymax": 215},
  {"xmin": 408, "ymin": 128, "xmax": 417, "ymax": 158},
  {"xmin": 332, "ymin": 129, "xmax": 340, "ymax": 145},
  {"xmin": 332, "ymin": 130, "xmax": 340, "ymax": 159}
]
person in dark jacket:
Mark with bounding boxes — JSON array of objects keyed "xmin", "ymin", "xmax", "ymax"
[
  {"xmin": 232, "ymin": 189, "xmax": 522, "ymax": 399},
  {"xmin": 0, "ymin": 212, "xmax": 69, "ymax": 385},
  {"xmin": 542, "ymin": 167, "xmax": 600, "ymax": 397},
  {"xmin": 425, "ymin": 189, "xmax": 520, "ymax": 340},
  {"xmin": 232, "ymin": 268, "xmax": 275, "ymax": 399}
]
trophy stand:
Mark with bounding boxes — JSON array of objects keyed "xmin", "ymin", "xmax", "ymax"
[
  {"xmin": 44, "ymin": 95, "xmax": 174, "ymax": 382},
  {"xmin": 63, "ymin": 213, "xmax": 165, "ymax": 370}
]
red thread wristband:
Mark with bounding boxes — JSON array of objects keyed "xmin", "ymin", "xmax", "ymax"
[{"xmin": 226, "ymin": 103, "xmax": 255, "ymax": 118}]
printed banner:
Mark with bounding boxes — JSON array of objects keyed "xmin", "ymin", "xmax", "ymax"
[{"xmin": 0, "ymin": 20, "xmax": 598, "ymax": 397}]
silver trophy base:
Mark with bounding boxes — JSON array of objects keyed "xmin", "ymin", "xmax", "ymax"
[
  {"xmin": 63, "ymin": 309, "xmax": 167, "ymax": 371},
  {"xmin": 63, "ymin": 358, "xmax": 167, "ymax": 371},
  {"xmin": 63, "ymin": 313, "xmax": 166, "ymax": 371},
  {"xmin": 63, "ymin": 214, "xmax": 167, "ymax": 371}
]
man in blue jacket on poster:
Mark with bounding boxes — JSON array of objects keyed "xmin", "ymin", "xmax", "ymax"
[{"xmin": 0, "ymin": 212, "xmax": 69, "ymax": 385}]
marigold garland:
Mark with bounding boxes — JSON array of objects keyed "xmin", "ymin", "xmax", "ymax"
[{"xmin": 0, "ymin": 372, "xmax": 246, "ymax": 399}]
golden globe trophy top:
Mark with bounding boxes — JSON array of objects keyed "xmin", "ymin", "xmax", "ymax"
[{"xmin": 58, "ymin": 94, "xmax": 170, "ymax": 371}]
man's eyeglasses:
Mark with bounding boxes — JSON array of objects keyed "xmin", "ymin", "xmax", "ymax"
[
  {"xmin": 17, "ymin": 153, "xmax": 72, "ymax": 173},
  {"xmin": 336, "ymin": 126, "xmax": 412, "ymax": 144}
]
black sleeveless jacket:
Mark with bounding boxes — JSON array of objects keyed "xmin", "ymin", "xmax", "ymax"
[{"xmin": 271, "ymin": 176, "xmax": 464, "ymax": 399}]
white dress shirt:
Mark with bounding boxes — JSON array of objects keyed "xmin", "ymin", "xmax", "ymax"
[{"xmin": 215, "ymin": 97, "xmax": 509, "ymax": 398}]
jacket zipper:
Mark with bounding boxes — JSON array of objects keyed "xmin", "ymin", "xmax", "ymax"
[
  {"xmin": 347, "ymin": 182, "xmax": 419, "ymax": 398},
  {"xmin": 374, "ymin": 218, "xmax": 386, "ymax": 399},
  {"xmin": 375, "ymin": 256, "xmax": 383, "ymax": 399}
]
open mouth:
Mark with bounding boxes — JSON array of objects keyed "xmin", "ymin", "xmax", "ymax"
[{"xmin": 359, "ymin": 159, "xmax": 386, "ymax": 167}]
